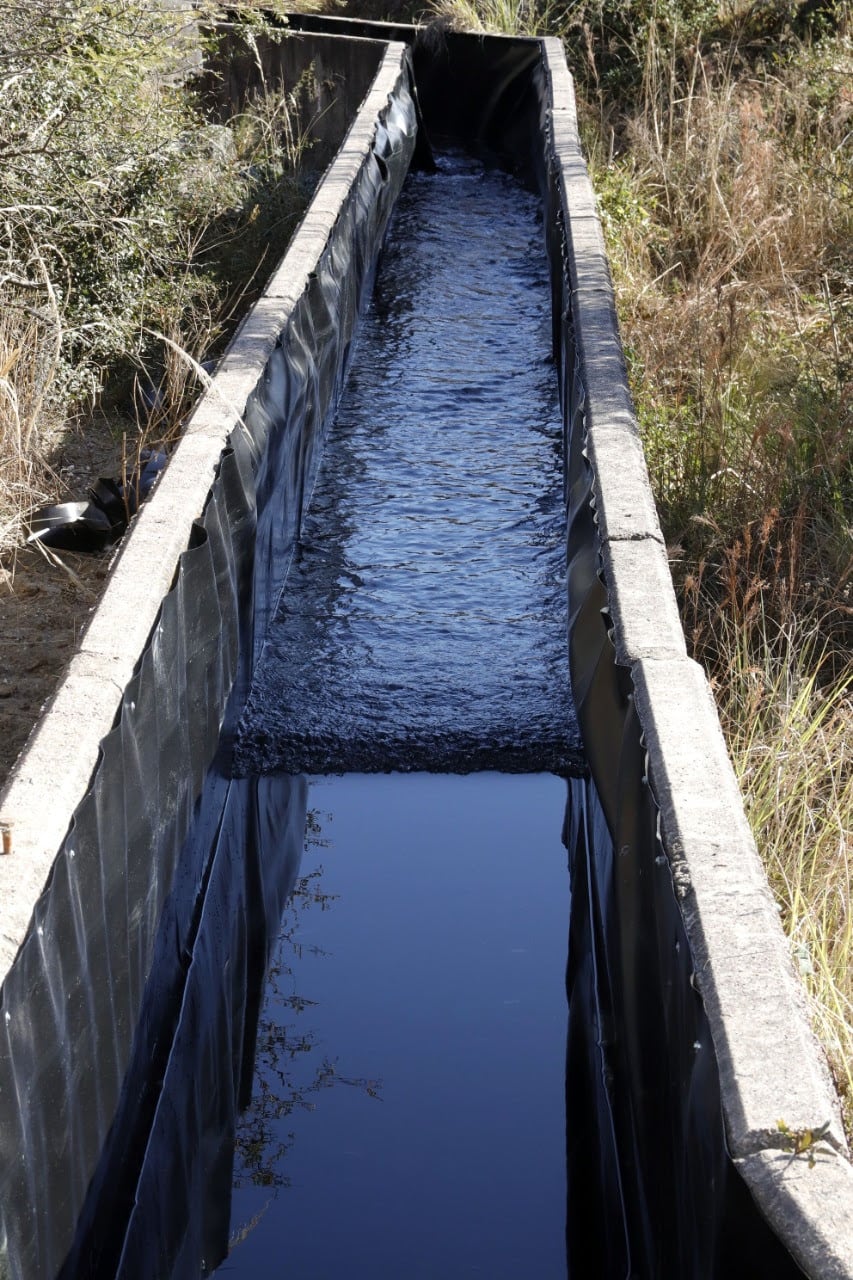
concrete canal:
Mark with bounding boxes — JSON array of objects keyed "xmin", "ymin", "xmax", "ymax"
[
  {"xmin": 0, "ymin": 25, "xmax": 840, "ymax": 1280},
  {"xmin": 218, "ymin": 154, "xmax": 576, "ymax": 1272}
]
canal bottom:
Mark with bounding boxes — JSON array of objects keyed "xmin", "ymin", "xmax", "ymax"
[{"xmin": 219, "ymin": 772, "xmax": 569, "ymax": 1279}]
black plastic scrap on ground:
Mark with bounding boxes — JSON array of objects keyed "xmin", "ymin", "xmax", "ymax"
[{"xmin": 27, "ymin": 448, "xmax": 168, "ymax": 553}]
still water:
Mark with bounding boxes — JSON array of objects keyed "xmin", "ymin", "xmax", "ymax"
[
  {"xmin": 218, "ymin": 773, "xmax": 569, "ymax": 1279},
  {"xmin": 236, "ymin": 153, "xmax": 579, "ymax": 777}
]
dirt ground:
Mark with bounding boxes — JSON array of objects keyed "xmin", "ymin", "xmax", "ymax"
[{"xmin": 0, "ymin": 424, "xmax": 126, "ymax": 788}]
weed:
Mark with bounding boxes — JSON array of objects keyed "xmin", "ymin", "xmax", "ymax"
[{"xmin": 0, "ymin": 3, "xmax": 319, "ymax": 565}]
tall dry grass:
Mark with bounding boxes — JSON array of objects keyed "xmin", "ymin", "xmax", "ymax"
[
  {"xmin": 428, "ymin": 0, "xmax": 853, "ymax": 1126},
  {"xmin": 0, "ymin": 5, "xmax": 317, "ymax": 572},
  {"xmin": 428, "ymin": 0, "xmax": 562, "ymax": 33},
  {"xmin": 0, "ymin": 282, "xmax": 63, "ymax": 577},
  {"xmin": 588, "ymin": 25, "xmax": 852, "ymax": 555},
  {"xmin": 581, "ymin": 10, "xmax": 853, "ymax": 1126},
  {"xmin": 683, "ymin": 515, "xmax": 853, "ymax": 1126}
]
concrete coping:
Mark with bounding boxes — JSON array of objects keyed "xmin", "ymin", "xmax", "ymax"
[
  {"xmin": 543, "ymin": 36, "xmax": 853, "ymax": 1279},
  {"xmin": 0, "ymin": 39, "xmax": 411, "ymax": 987}
]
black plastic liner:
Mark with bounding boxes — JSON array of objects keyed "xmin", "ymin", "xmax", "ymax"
[
  {"xmin": 59, "ymin": 770, "xmax": 307, "ymax": 1280},
  {"xmin": 0, "ymin": 48, "xmax": 417, "ymax": 1280},
  {"xmin": 27, "ymin": 450, "xmax": 168, "ymax": 551}
]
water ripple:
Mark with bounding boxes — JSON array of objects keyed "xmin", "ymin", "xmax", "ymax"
[{"xmin": 236, "ymin": 153, "xmax": 581, "ymax": 775}]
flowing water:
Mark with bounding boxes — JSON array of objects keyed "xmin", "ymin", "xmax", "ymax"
[{"xmin": 235, "ymin": 152, "xmax": 579, "ymax": 776}]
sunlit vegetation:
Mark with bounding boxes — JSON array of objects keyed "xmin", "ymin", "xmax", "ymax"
[
  {"xmin": 0, "ymin": 1, "xmax": 313, "ymax": 567},
  {"xmin": 425, "ymin": 0, "xmax": 853, "ymax": 1132}
]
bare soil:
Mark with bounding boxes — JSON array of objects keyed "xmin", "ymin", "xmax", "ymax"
[{"xmin": 0, "ymin": 421, "xmax": 127, "ymax": 788}]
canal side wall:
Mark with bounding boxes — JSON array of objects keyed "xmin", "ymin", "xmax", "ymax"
[
  {"xmin": 0, "ymin": 42, "xmax": 417, "ymax": 1280},
  {"xmin": 539, "ymin": 36, "xmax": 853, "ymax": 1279}
]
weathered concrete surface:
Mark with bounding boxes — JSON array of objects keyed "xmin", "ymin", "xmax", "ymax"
[
  {"xmin": 544, "ymin": 34, "xmax": 853, "ymax": 1278},
  {"xmin": 0, "ymin": 42, "xmax": 412, "ymax": 987},
  {"xmin": 633, "ymin": 655, "xmax": 843, "ymax": 1156},
  {"xmin": 603, "ymin": 538, "xmax": 687, "ymax": 664},
  {"xmin": 738, "ymin": 1148, "xmax": 853, "ymax": 1280}
]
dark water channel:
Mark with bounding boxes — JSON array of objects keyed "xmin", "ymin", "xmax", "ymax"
[
  {"xmin": 219, "ymin": 157, "xmax": 576, "ymax": 1274},
  {"xmin": 219, "ymin": 773, "xmax": 569, "ymax": 1279},
  {"xmin": 236, "ymin": 152, "xmax": 580, "ymax": 776}
]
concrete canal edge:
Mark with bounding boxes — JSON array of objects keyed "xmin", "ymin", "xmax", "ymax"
[
  {"xmin": 0, "ymin": 23, "xmax": 850, "ymax": 1278},
  {"xmin": 0, "ymin": 38, "xmax": 417, "ymax": 1280},
  {"xmin": 0, "ymin": 38, "xmax": 411, "ymax": 983},
  {"xmin": 542, "ymin": 35, "xmax": 853, "ymax": 1279}
]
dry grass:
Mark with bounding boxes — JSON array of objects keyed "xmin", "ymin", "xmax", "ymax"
[
  {"xmin": 734, "ymin": 661, "xmax": 853, "ymax": 1131},
  {"xmin": 683, "ymin": 515, "xmax": 853, "ymax": 1128},
  {"xmin": 586, "ymin": 15, "xmax": 853, "ymax": 1127},
  {"xmin": 427, "ymin": 0, "xmax": 853, "ymax": 1129},
  {"xmin": 0, "ymin": 285, "xmax": 63, "ymax": 575},
  {"xmin": 428, "ymin": 0, "xmax": 562, "ymax": 33},
  {"xmin": 0, "ymin": 7, "xmax": 317, "ymax": 572},
  {"xmin": 586, "ymin": 25, "xmax": 852, "ymax": 550}
]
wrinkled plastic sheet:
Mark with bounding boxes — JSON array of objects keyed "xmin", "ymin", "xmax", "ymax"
[
  {"xmin": 0, "ymin": 50, "xmax": 417, "ymax": 1280},
  {"xmin": 59, "ymin": 771, "xmax": 307, "ymax": 1280},
  {"xmin": 532, "ymin": 48, "xmax": 806, "ymax": 1280}
]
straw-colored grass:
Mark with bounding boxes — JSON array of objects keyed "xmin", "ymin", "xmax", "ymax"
[
  {"xmin": 683, "ymin": 524, "xmax": 853, "ymax": 1130},
  {"xmin": 428, "ymin": 0, "xmax": 562, "ymax": 34},
  {"xmin": 428, "ymin": 0, "xmax": 853, "ymax": 1131},
  {"xmin": 734, "ymin": 663, "xmax": 853, "ymax": 1132},
  {"xmin": 580, "ymin": 12, "xmax": 853, "ymax": 1116}
]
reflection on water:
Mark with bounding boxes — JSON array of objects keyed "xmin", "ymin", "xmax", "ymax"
[
  {"xmin": 236, "ymin": 152, "xmax": 580, "ymax": 777},
  {"xmin": 220, "ymin": 773, "xmax": 569, "ymax": 1280},
  {"xmin": 231, "ymin": 859, "xmax": 381, "ymax": 1199}
]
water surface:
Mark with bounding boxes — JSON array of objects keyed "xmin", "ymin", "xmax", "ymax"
[
  {"xmin": 236, "ymin": 154, "xmax": 579, "ymax": 775},
  {"xmin": 221, "ymin": 772, "xmax": 569, "ymax": 1279}
]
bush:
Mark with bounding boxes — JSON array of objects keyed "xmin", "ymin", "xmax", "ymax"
[{"xmin": 0, "ymin": 2, "xmax": 315, "ymax": 554}]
